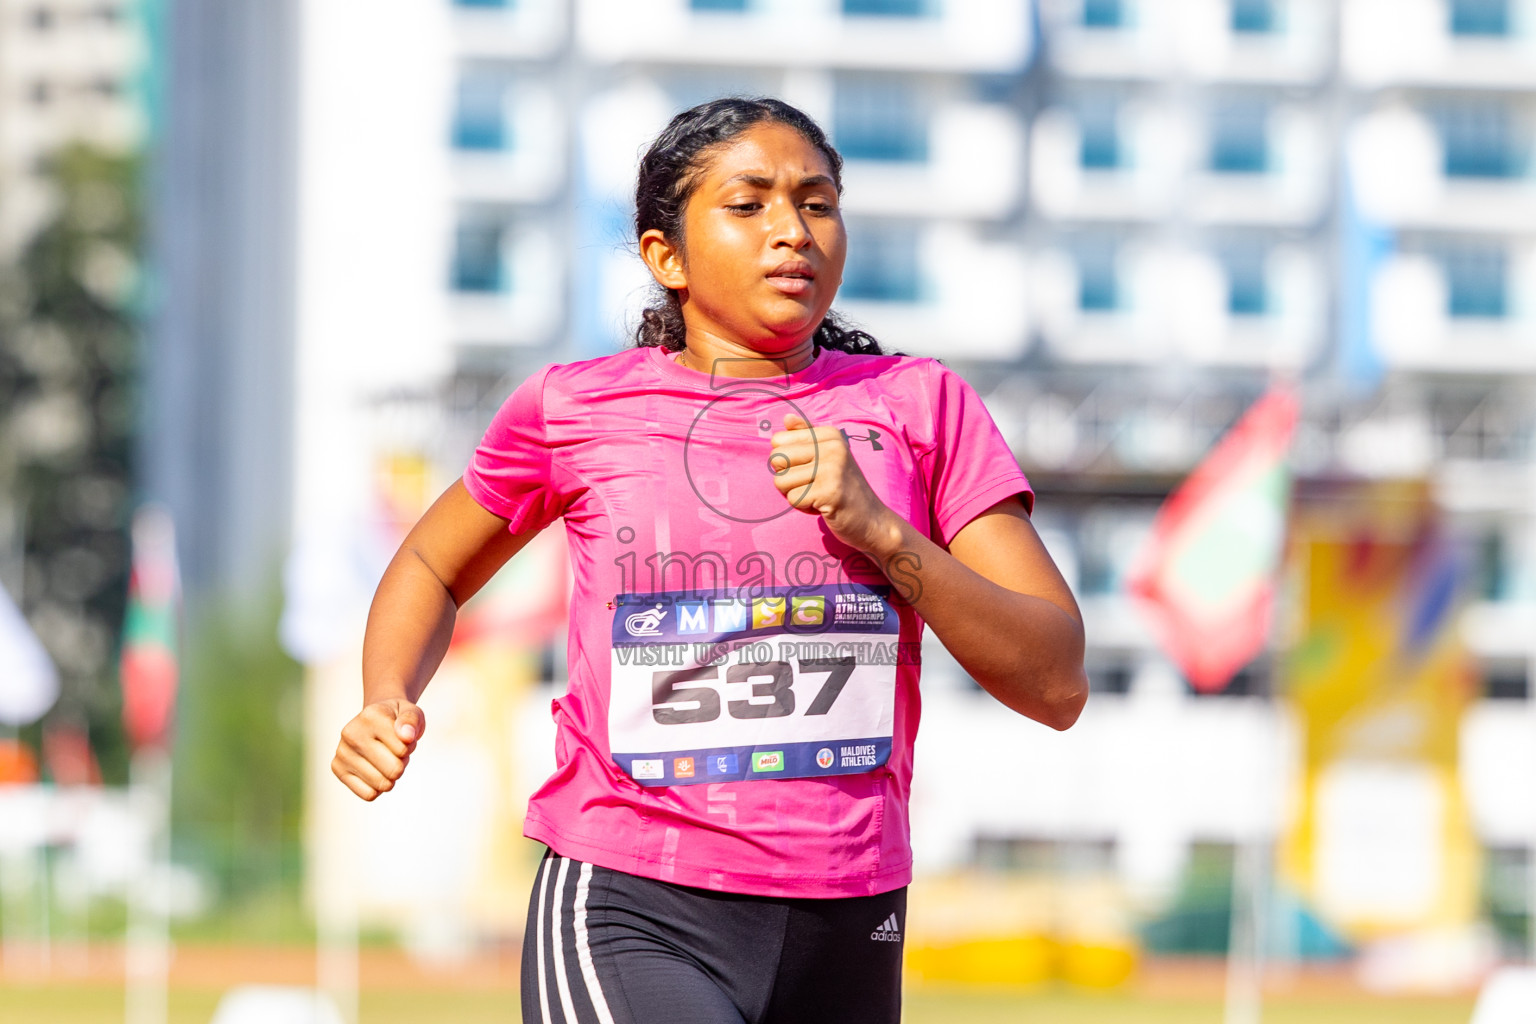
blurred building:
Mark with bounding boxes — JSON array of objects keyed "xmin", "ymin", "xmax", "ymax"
[
  {"xmin": 146, "ymin": 0, "xmax": 298, "ymax": 598},
  {"xmin": 0, "ymin": 0, "xmax": 144, "ymax": 259},
  {"xmin": 180, "ymin": 0, "xmax": 1536, "ymax": 954},
  {"xmin": 1005, "ymin": 0, "xmax": 1536, "ymax": 958}
]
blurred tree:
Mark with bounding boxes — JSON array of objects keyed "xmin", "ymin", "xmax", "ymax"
[
  {"xmin": 1, "ymin": 144, "xmax": 306, "ymax": 920},
  {"xmin": 0, "ymin": 144, "xmax": 142, "ymax": 782},
  {"xmin": 172, "ymin": 579, "xmax": 306, "ymax": 915}
]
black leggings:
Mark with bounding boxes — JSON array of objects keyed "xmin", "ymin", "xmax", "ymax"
[{"xmin": 521, "ymin": 849, "xmax": 906, "ymax": 1024}]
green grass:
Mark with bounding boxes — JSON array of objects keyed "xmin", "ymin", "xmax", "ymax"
[{"xmin": 0, "ymin": 981, "xmax": 1477, "ymax": 1024}]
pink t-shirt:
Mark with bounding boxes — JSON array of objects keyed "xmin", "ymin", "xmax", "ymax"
[{"xmin": 463, "ymin": 344, "xmax": 1031, "ymax": 897}]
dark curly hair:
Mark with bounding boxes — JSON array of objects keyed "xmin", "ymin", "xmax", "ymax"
[{"xmin": 632, "ymin": 96, "xmax": 883, "ymax": 356}]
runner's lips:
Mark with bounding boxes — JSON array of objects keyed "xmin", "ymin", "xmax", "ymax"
[
  {"xmin": 767, "ymin": 261, "xmax": 815, "ymax": 280},
  {"xmin": 766, "ymin": 262, "xmax": 815, "ymax": 294}
]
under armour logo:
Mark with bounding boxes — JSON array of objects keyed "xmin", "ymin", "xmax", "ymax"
[{"xmin": 841, "ymin": 428, "xmax": 885, "ymax": 452}]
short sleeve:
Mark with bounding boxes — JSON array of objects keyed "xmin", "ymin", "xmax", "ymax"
[
  {"xmin": 462, "ymin": 366, "xmax": 568, "ymax": 534},
  {"xmin": 923, "ymin": 360, "xmax": 1034, "ymax": 546}
]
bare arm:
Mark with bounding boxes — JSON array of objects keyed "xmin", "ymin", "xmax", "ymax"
[
  {"xmin": 868, "ymin": 497, "xmax": 1088, "ymax": 730},
  {"xmin": 332, "ymin": 481, "xmax": 542, "ymax": 800}
]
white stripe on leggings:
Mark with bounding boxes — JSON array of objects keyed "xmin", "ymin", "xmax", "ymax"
[
  {"xmin": 536, "ymin": 855, "xmax": 555, "ymax": 1024},
  {"xmin": 552, "ymin": 855, "xmax": 579, "ymax": 1024},
  {"xmin": 573, "ymin": 861, "xmax": 617, "ymax": 1024}
]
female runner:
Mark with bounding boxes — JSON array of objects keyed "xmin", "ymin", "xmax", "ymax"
[{"xmin": 331, "ymin": 97, "xmax": 1088, "ymax": 1024}]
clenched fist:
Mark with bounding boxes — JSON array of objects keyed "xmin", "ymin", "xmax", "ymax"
[
  {"xmin": 768, "ymin": 413, "xmax": 901, "ymax": 556},
  {"xmin": 332, "ymin": 698, "xmax": 425, "ymax": 801}
]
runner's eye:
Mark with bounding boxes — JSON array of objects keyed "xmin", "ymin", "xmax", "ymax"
[{"xmin": 726, "ymin": 202, "xmax": 762, "ymax": 215}]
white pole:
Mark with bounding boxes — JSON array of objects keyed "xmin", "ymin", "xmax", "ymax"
[
  {"xmin": 125, "ymin": 747, "xmax": 172, "ymax": 1024},
  {"xmin": 317, "ymin": 885, "xmax": 360, "ymax": 1024},
  {"xmin": 1224, "ymin": 832, "xmax": 1269, "ymax": 1024},
  {"xmin": 313, "ymin": 659, "xmax": 359, "ymax": 1024},
  {"xmin": 37, "ymin": 818, "xmax": 51, "ymax": 976},
  {"xmin": 1223, "ymin": 647, "xmax": 1283, "ymax": 1024}
]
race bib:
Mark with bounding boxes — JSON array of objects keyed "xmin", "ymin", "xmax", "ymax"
[{"xmin": 608, "ymin": 584, "xmax": 905, "ymax": 786}]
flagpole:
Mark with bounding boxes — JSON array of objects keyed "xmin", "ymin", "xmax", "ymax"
[
  {"xmin": 1225, "ymin": 832, "xmax": 1268, "ymax": 1024},
  {"xmin": 125, "ymin": 746, "xmax": 171, "ymax": 1024},
  {"xmin": 120, "ymin": 505, "xmax": 181, "ymax": 1024},
  {"xmin": 1224, "ymin": 703, "xmax": 1278, "ymax": 1024},
  {"xmin": 317, "ymin": 875, "xmax": 360, "ymax": 1024},
  {"xmin": 315, "ymin": 657, "xmax": 360, "ymax": 1024},
  {"xmin": 1224, "ymin": 427, "xmax": 1292, "ymax": 1024},
  {"xmin": 1127, "ymin": 384, "xmax": 1298, "ymax": 1024},
  {"xmin": 38, "ymin": 812, "xmax": 51, "ymax": 976}
]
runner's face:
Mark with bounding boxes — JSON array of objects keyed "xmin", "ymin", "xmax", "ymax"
[{"xmin": 675, "ymin": 123, "xmax": 846, "ymax": 354}]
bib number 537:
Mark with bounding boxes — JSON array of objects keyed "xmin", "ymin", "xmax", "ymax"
[{"xmin": 651, "ymin": 658, "xmax": 854, "ymax": 726}]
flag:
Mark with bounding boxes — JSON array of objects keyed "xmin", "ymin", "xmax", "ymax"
[
  {"xmin": 0, "ymin": 577, "xmax": 58, "ymax": 726},
  {"xmin": 120, "ymin": 505, "xmax": 181, "ymax": 751},
  {"xmin": 1128, "ymin": 388, "xmax": 1299, "ymax": 693},
  {"xmin": 0, "ymin": 738, "xmax": 39, "ymax": 784},
  {"xmin": 1278, "ymin": 481, "xmax": 1479, "ymax": 941},
  {"xmin": 43, "ymin": 722, "xmax": 103, "ymax": 786}
]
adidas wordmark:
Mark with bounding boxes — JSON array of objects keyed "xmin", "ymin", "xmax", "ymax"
[{"xmin": 870, "ymin": 912, "xmax": 902, "ymax": 942}]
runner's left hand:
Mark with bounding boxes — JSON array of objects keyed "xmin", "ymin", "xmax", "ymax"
[{"xmin": 768, "ymin": 413, "xmax": 901, "ymax": 555}]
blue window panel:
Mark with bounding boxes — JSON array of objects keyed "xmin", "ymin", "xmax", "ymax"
[
  {"xmin": 1078, "ymin": 556, "xmax": 1117, "ymax": 596},
  {"xmin": 834, "ymin": 79, "xmax": 928, "ymax": 163},
  {"xmin": 1209, "ymin": 105, "xmax": 1270, "ymax": 174},
  {"xmin": 691, "ymin": 0, "xmax": 749, "ymax": 10},
  {"xmin": 1450, "ymin": 0, "xmax": 1510, "ymax": 36},
  {"xmin": 1476, "ymin": 530, "xmax": 1514, "ymax": 602},
  {"xmin": 1083, "ymin": 0, "xmax": 1126, "ymax": 28},
  {"xmin": 1080, "ymin": 129, "xmax": 1121, "ymax": 169},
  {"xmin": 1443, "ymin": 247, "xmax": 1508, "ymax": 318},
  {"xmin": 1223, "ymin": 250, "xmax": 1269, "ymax": 315},
  {"xmin": 453, "ymin": 223, "xmax": 507, "ymax": 293},
  {"xmin": 1229, "ymin": 278, "xmax": 1267, "ymax": 315},
  {"xmin": 1231, "ymin": 0, "xmax": 1276, "ymax": 33},
  {"xmin": 841, "ymin": 224, "xmax": 921, "ymax": 302},
  {"xmin": 843, "ymin": 0, "xmax": 928, "ymax": 15},
  {"xmin": 1077, "ymin": 515, "xmax": 1133, "ymax": 596},
  {"xmin": 1076, "ymin": 246, "xmax": 1120, "ymax": 311},
  {"xmin": 1079, "ymin": 271, "xmax": 1118, "ymax": 311},
  {"xmin": 453, "ymin": 73, "xmax": 508, "ymax": 151},
  {"xmin": 1078, "ymin": 100, "xmax": 1123, "ymax": 170},
  {"xmin": 1435, "ymin": 104, "xmax": 1525, "ymax": 179}
]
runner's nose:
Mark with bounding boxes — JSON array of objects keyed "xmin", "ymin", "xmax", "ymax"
[{"xmin": 768, "ymin": 199, "xmax": 812, "ymax": 251}]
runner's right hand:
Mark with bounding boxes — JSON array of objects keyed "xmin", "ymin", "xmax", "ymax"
[{"xmin": 332, "ymin": 698, "xmax": 425, "ymax": 801}]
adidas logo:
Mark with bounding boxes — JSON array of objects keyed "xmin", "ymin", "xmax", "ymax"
[{"xmin": 869, "ymin": 912, "xmax": 902, "ymax": 942}]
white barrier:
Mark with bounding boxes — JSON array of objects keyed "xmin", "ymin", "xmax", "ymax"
[{"xmin": 209, "ymin": 986, "xmax": 346, "ymax": 1024}]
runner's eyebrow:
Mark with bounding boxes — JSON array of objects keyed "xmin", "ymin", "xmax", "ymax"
[{"xmin": 719, "ymin": 173, "xmax": 836, "ymax": 190}]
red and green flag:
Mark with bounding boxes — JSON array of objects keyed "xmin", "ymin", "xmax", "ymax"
[
  {"xmin": 1129, "ymin": 388, "xmax": 1299, "ymax": 693},
  {"xmin": 120, "ymin": 505, "xmax": 181, "ymax": 751}
]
